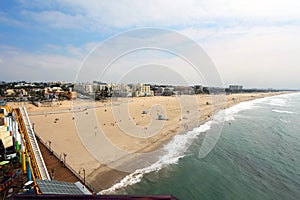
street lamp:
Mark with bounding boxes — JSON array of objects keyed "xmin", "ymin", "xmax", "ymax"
[
  {"xmin": 60, "ymin": 153, "xmax": 67, "ymax": 166},
  {"xmin": 46, "ymin": 140, "xmax": 52, "ymax": 154},
  {"xmin": 32, "ymin": 123, "xmax": 35, "ymax": 132},
  {"xmin": 63, "ymin": 153, "xmax": 67, "ymax": 165},
  {"xmin": 79, "ymin": 168, "xmax": 86, "ymax": 188}
]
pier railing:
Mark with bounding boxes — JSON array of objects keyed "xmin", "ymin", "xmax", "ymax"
[
  {"xmin": 19, "ymin": 107, "xmax": 50, "ymax": 181},
  {"xmin": 35, "ymin": 134, "xmax": 97, "ymax": 193}
]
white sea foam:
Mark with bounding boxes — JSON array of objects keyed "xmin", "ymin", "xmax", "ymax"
[
  {"xmin": 224, "ymin": 98, "xmax": 262, "ymax": 121},
  {"xmin": 279, "ymin": 119, "xmax": 290, "ymax": 123},
  {"xmin": 269, "ymin": 98, "xmax": 287, "ymax": 107},
  {"xmin": 99, "ymin": 121, "xmax": 212, "ymax": 194},
  {"xmin": 272, "ymin": 110, "xmax": 293, "ymax": 114},
  {"xmin": 267, "ymin": 93, "xmax": 300, "ymax": 107},
  {"xmin": 99, "ymin": 95, "xmax": 275, "ymax": 194},
  {"xmin": 197, "ymin": 99, "xmax": 263, "ymax": 159}
]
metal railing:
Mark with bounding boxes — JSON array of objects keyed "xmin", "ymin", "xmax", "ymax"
[
  {"xmin": 14, "ymin": 107, "xmax": 46, "ymax": 194},
  {"xmin": 35, "ymin": 134, "xmax": 97, "ymax": 193},
  {"xmin": 19, "ymin": 107, "xmax": 50, "ymax": 180}
]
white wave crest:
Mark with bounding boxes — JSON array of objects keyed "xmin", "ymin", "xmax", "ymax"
[
  {"xmin": 269, "ymin": 99, "xmax": 287, "ymax": 107},
  {"xmin": 99, "ymin": 121, "xmax": 212, "ymax": 194},
  {"xmin": 99, "ymin": 95, "xmax": 279, "ymax": 194},
  {"xmin": 224, "ymin": 98, "xmax": 261, "ymax": 121},
  {"xmin": 272, "ymin": 109, "xmax": 293, "ymax": 114},
  {"xmin": 279, "ymin": 119, "xmax": 290, "ymax": 123}
]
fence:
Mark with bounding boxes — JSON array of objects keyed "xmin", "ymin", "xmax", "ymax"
[{"xmin": 34, "ymin": 133, "xmax": 97, "ymax": 193}]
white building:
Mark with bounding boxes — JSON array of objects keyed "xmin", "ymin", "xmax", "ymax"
[
  {"xmin": 133, "ymin": 83, "xmax": 154, "ymax": 97},
  {"xmin": 85, "ymin": 84, "xmax": 93, "ymax": 93},
  {"xmin": 229, "ymin": 85, "xmax": 243, "ymax": 91}
]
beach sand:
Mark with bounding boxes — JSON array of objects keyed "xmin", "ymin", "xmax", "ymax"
[{"xmin": 8, "ymin": 92, "xmax": 283, "ymax": 192}]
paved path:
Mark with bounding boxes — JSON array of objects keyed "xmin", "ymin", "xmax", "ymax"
[{"xmin": 37, "ymin": 139, "xmax": 80, "ymax": 183}]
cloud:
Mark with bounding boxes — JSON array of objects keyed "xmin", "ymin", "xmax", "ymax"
[
  {"xmin": 17, "ymin": 0, "xmax": 300, "ymax": 30},
  {"xmin": 192, "ymin": 25, "xmax": 300, "ymax": 88},
  {"xmin": 73, "ymin": 28, "xmax": 222, "ymax": 87},
  {"xmin": 20, "ymin": 10, "xmax": 87, "ymax": 30},
  {"xmin": 44, "ymin": 44, "xmax": 84, "ymax": 57},
  {"xmin": 69, "ymin": 0, "xmax": 300, "ymax": 27},
  {"xmin": 0, "ymin": 11, "xmax": 24, "ymax": 27},
  {"xmin": 1, "ymin": 0, "xmax": 300, "ymax": 89},
  {"xmin": 0, "ymin": 47, "xmax": 80, "ymax": 81}
]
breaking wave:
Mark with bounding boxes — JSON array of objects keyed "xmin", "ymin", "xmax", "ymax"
[
  {"xmin": 272, "ymin": 110, "xmax": 293, "ymax": 114},
  {"xmin": 99, "ymin": 95, "xmax": 283, "ymax": 194},
  {"xmin": 99, "ymin": 122, "xmax": 212, "ymax": 194},
  {"xmin": 269, "ymin": 99, "xmax": 287, "ymax": 107}
]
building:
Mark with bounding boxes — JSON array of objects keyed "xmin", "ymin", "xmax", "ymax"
[
  {"xmin": 194, "ymin": 85, "xmax": 203, "ymax": 94},
  {"xmin": 85, "ymin": 84, "xmax": 93, "ymax": 94},
  {"xmin": 174, "ymin": 86, "xmax": 194, "ymax": 95},
  {"xmin": 112, "ymin": 84, "xmax": 132, "ymax": 97},
  {"xmin": 133, "ymin": 83, "xmax": 154, "ymax": 97},
  {"xmin": 5, "ymin": 89, "xmax": 15, "ymax": 96},
  {"xmin": 229, "ymin": 85, "xmax": 243, "ymax": 92}
]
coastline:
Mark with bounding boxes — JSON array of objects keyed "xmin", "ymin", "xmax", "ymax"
[
  {"xmin": 92, "ymin": 92, "xmax": 285, "ymax": 193},
  {"xmin": 8, "ymin": 92, "xmax": 287, "ymax": 192}
]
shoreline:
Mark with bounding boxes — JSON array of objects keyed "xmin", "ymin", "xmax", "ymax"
[
  {"xmin": 8, "ymin": 92, "xmax": 288, "ymax": 192},
  {"xmin": 90, "ymin": 92, "xmax": 284, "ymax": 193}
]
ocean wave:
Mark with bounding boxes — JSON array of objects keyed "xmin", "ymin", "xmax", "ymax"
[
  {"xmin": 197, "ymin": 99, "xmax": 262, "ymax": 159},
  {"xmin": 224, "ymin": 98, "xmax": 263, "ymax": 121},
  {"xmin": 269, "ymin": 99, "xmax": 287, "ymax": 107},
  {"xmin": 272, "ymin": 110, "xmax": 293, "ymax": 114},
  {"xmin": 267, "ymin": 93, "xmax": 300, "ymax": 107},
  {"xmin": 279, "ymin": 119, "xmax": 290, "ymax": 123},
  {"xmin": 99, "ymin": 95, "xmax": 279, "ymax": 194},
  {"xmin": 99, "ymin": 122, "xmax": 212, "ymax": 194}
]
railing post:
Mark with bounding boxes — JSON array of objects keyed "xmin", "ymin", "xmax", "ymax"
[
  {"xmin": 63, "ymin": 153, "xmax": 67, "ymax": 165},
  {"xmin": 34, "ymin": 130, "xmax": 97, "ymax": 193},
  {"xmin": 47, "ymin": 140, "xmax": 52, "ymax": 154},
  {"xmin": 79, "ymin": 168, "xmax": 86, "ymax": 188}
]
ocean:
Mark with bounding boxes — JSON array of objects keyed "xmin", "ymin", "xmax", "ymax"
[{"xmin": 106, "ymin": 93, "xmax": 300, "ymax": 200}]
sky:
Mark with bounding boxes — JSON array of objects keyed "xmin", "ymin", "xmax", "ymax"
[{"xmin": 0, "ymin": 0, "xmax": 300, "ymax": 89}]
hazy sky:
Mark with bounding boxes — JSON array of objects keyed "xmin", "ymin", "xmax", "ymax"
[{"xmin": 0, "ymin": 0, "xmax": 300, "ymax": 89}]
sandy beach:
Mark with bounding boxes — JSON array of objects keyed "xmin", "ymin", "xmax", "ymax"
[{"xmin": 8, "ymin": 92, "xmax": 284, "ymax": 192}]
